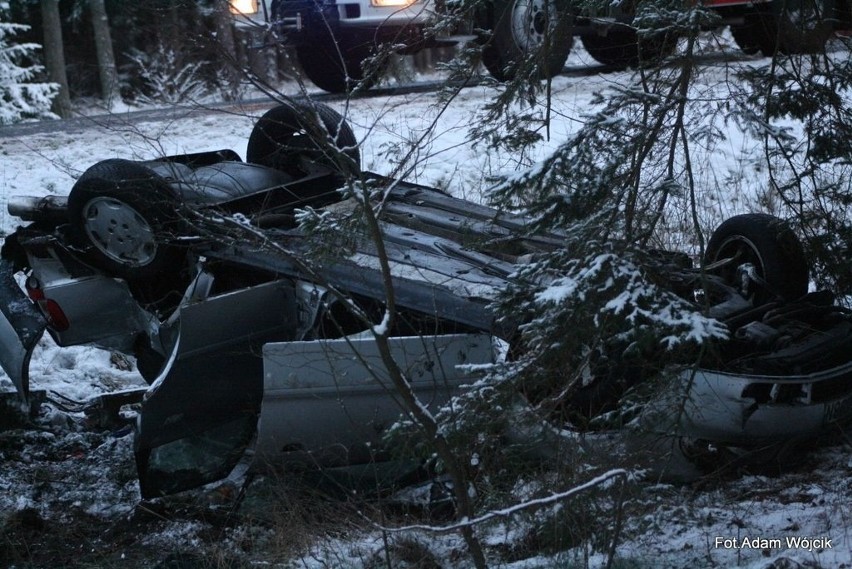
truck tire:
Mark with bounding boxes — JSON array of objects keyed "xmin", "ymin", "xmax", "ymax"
[
  {"xmin": 704, "ymin": 213, "xmax": 808, "ymax": 304},
  {"xmin": 752, "ymin": 0, "xmax": 834, "ymax": 55},
  {"xmin": 480, "ymin": 0, "xmax": 572, "ymax": 81},
  {"xmin": 247, "ymin": 102, "xmax": 360, "ymax": 177},
  {"xmin": 67, "ymin": 159, "xmax": 185, "ymax": 282},
  {"xmin": 295, "ymin": 35, "xmax": 385, "ymax": 93},
  {"xmin": 731, "ymin": 11, "xmax": 782, "ymax": 56},
  {"xmin": 774, "ymin": 0, "xmax": 834, "ymax": 54},
  {"xmin": 296, "ymin": 45, "xmax": 363, "ymax": 94},
  {"xmin": 730, "ymin": 22, "xmax": 762, "ymax": 55},
  {"xmin": 581, "ymin": 28, "xmax": 677, "ymax": 68}
]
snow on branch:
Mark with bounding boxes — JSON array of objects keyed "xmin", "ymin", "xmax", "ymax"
[
  {"xmin": 0, "ymin": 18, "xmax": 57, "ymax": 124},
  {"xmin": 370, "ymin": 469, "xmax": 629, "ymax": 535}
]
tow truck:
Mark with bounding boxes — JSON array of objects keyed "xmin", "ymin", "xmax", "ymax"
[{"xmin": 229, "ymin": 0, "xmax": 848, "ymax": 93}]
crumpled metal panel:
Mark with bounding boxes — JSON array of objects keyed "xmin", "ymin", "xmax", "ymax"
[
  {"xmin": 135, "ymin": 279, "xmax": 298, "ymax": 498},
  {"xmin": 255, "ymin": 333, "xmax": 493, "ymax": 467},
  {"xmin": 0, "ymin": 260, "xmax": 46, "ymax": 406}
]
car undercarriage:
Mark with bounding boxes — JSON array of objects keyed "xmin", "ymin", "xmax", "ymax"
[{"xmin": 1, "ymin": 101, "xmax": 851, "ymax": 498}]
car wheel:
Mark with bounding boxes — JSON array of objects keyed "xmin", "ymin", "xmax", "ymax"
[
  {"xmin": 581, "ymin": 28, "xmax": 678, "ymax": 68},
  {"xmin": 704, "ymin": 213, "xmax": 808, "ymax": 304},
  {"xmin": 246, "ymin": 102, "xmax": 360, "ymax": 177},
  {"xmin": 480, "ymin": 0, "xmax": 572, "ymax": 81},
  {"xmin": 67, "ymin": 159, "xmax": 185, "ymax": 281}
]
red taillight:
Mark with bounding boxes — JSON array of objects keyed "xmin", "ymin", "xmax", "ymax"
[
  {"xmin": 26, "ymin": 277, "xmax": 70, "ymax": 332},
  {"xmin": 42, "ymin": 299, "xmax": 70, "ymax": 332}
]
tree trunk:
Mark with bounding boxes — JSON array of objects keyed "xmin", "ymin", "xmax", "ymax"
[
  {"xmin": 213, "ymin": 0, "xmax": 240, "ymax": 100},
  {"xmin": 165, "ymin": 2, "xmax": 182, "ymax": 51},
  {"xmin": 40, "ymin": 0, "xmax": 71, "ymax": 118},
  {"xmin": 89, "ymin": 0, "xmax": 120, "ymax": 107}
]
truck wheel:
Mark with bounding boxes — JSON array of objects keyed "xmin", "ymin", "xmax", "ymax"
[
  {"xmin": 67, "ymin": 159, "xmax": 184, "ymax": 281},
  {"xmin": 774, "ymin": 0, "xmax": 834, "ymax": 53},
  {"xmin": 481, "ymin": 0, "xmax": 572, "ymax": 81},
  {"xmin": 581, "ymin": 28, "xmax": 677, "ymax": 68},
  {"xmin": 247, "ymin": 101, "xmax": 360, "ymax": 177},
  {"xmin": 295, "ymin": 38, "xmax": 384, "ymax": 93},
  {"xmin": 704, "ymin": 213, "xmax": 808, "ymax": 304},
  {"xmin": 730, "ymin": 22, "xmax": 762, "ymax": 55},
  {"xmin": 731, "ymin": 11, "xmax": 782, "ymax": 56}
]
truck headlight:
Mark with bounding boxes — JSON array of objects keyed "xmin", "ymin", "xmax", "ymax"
[
  {"xmin": 229, "ymin": 0, "xmax": 259, "ymax": 15},
  {"xmin": 370, "ymin": 0, "xmax": 418, "ymax": 6}
]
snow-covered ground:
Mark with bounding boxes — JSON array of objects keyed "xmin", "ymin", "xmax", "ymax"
[{"xmin": 1, "ymin": 38, "xmax": 851, "ymax": 568}]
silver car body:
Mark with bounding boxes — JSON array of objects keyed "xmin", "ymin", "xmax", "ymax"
[
  {"xmin": 672, "ymin": 365, "xmax": 852, "ymax": 444},
  {"xmin": 2, "ymin": 149, "xmax": 852, "ymax": 497}
]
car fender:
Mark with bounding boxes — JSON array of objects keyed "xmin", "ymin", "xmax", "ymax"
[{"xmin": 0, "ymin": 260, "xmax": 46, "ymax": 407}]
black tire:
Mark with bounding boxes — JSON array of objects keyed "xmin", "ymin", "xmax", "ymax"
[
  {"xmin": 581, "ymin": 28, "xmax": 678, "ymax": 68},
  {"xmin": 704, "ymin": 213, "xmax": 808, "ymax": 304},
  {"xmin": 246, "ymin": 102, "xmax": 360, "ymax": 177},
  {"xmin": 295, "ymin": 34, "xmax": 385, "ymax": 94},
  {"xmin": 270, "ymin": 0, "xmax": 360, "ymax": 94},
  {"xmin": 751, "ymin": 0, "xmax": 833, "ymax": 55},
  {"xmin": 774, "ymin": 0, "xmax": 834, "ymax": 54},
  {"xmin": 480, "ymin": 0, "xmax": 572, "ymax": 81},
  {"xmin": 730, "ymin": 23, "xmax": 762, "ymax": 55},
  {"xmin": 581, "ymin": 31, "xmax": 637, "ymax": 67},
  {"xmin": 67, "ymin": 159, "xmax": 185, "ymax": 282}
]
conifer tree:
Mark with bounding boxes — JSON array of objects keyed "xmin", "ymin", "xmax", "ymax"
[{"xmin": 0, "ymin": 0, "xmax": 57, "ymax": 124}]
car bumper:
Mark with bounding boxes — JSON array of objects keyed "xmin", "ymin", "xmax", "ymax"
[
  {"xmin": 334, "ymin": 2, "xmax": 434, "ymax": 28},
  {"xmin": 650, "ymin": 364, "xmax": 852, "ymax": 446},
  {"xmin": 271, "ymin": 0, "xmax": 434, "ymax": 33}
]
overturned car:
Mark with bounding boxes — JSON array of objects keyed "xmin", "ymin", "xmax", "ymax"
[{"xmin": 1, "ymin": 102, "xmax": 851, "ymax": 497}]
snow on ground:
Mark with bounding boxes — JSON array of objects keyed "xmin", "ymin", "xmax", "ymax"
[{"xmin": 1, "ymin": 37, "xmax": 851, "ymax": 568}]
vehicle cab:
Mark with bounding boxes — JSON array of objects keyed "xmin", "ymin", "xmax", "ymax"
[{"xmin": 228, "ymin": 0, "xmax": 433, "ymax": 30}]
